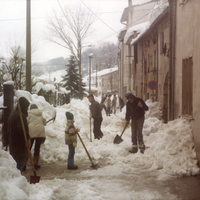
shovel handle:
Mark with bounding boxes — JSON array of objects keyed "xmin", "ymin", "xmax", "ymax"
[
  {"xmin": 120, "ymin": 124, "xmax": 128, "ymax": 137},
  {"xmin": 17, "ymin": 100, "xmax": 37, "ymax": 176},
  {"xmin": 77, "ymin": 132, "xmax": 95, "ymax": 165}
]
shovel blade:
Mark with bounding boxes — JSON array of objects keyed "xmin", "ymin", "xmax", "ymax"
[
  {"xmin": 113, "ymin": 134, "xmax": 123, "ymax": 144},
  {"xmin": 30, "ymin": 175, "xmax": 40, "ymax": 184},
  {"xmin": 91, "ymin": 163, "xmax": 100, "ymax": 170}
]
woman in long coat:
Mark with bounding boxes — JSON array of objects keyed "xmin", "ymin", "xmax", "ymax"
[{"xmin": 8, "ymin": 97, "xmax": 30, "ymax": 171}]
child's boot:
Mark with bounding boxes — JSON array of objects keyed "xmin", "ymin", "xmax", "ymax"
[{"xmin": 68, "ymin": 158, "xmax": 78, "ymax": 170}]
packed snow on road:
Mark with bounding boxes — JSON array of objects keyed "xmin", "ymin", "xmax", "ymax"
[{"xmin": 0, "ymin": 90, "xmax": 199, "ymax": 200}]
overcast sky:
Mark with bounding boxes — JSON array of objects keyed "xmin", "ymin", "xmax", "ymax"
[{"xmin": 0, "ymin": 0, "xmax": 128, "ymax": 62}]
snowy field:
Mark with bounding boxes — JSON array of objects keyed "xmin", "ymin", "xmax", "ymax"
[{"xmin": 0, "ymin": 90, "xmax": 199, "ymax": 200}]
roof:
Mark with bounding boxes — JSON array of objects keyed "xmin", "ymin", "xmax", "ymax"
[
  {"xmin": 124, "ymin": 22, "xmax": 149, "ymax": 44},
  {"xmin": 118, "ymin": 28, "xmax": 127, "ymax": 41},
  {"xmin": 131, "ymin": 3, "xmax": 169, "ymax": 45},
  {"xmin": 84, "ymin": 67, "xmax": 118, "ymax": 81},
  {"xmin": 91, "ymin": 67, "xmax": 118, "ymax": 78}
]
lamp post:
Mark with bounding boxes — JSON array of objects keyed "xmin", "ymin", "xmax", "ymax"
[
  {"xmin": 78, "ymin": 44, "xmax": 94, "ymax": 98},
  {"xmin": 88, "ymin": 53, "xmax": 93, "ymax": 94},
  {"xmin": 26, "ymin": 0, "xmax": 31, "ymax": 92}
]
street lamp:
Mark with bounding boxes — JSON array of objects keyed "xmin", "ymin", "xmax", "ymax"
[{"xmin": 78, "ymin": 44, "xmax": 94, "ymax": 98}]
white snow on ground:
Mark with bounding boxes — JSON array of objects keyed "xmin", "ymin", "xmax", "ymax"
[{"xmin": 0, "ymin": 91, "xmax": 199, "ymax": 200}]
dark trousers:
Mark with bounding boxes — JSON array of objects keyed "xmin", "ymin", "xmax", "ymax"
[
  {"xmin": 93, "ymin": 117, "xmax": 103, "ymax": 139},
  {"xmin": 131, "ymin": 116, "xmax": 145, "ymax": 145},
  {"xmin": 17, "ymin": 160, "xmax": 25, "ymax": 171},
  {"xmin": 106, "ymin": 107, "xmax": 111, "ymax": 116},
  {"xmin": 31, "ymin": 137, "xmax": 45, "ymax": 157},
  {"xmin": 68, "ymin": 144, "xmax": 75, "ymax": 166}
]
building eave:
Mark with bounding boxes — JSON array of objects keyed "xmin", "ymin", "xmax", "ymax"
[{"xmin": 131, "ymin": 6, "xmax": 169, "ymax": 46}]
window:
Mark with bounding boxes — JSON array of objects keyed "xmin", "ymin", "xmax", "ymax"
[{"xmin": 182, "ymin": 57, "xmax": 193, "ymax": 115}]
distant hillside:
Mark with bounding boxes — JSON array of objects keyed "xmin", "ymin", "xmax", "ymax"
[{"xmin": 32, "ymin": 57, "xmax": 68, "ymax": 76}]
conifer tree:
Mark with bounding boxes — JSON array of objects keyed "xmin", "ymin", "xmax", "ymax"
[{"xmin": 62, "ymin": 56, "xmax": 86, "ymax": 99}]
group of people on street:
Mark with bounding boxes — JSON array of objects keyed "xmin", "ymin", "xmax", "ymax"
[
  {"xmin": 6, "ymin": 91, "xmax": 148, "ymax": 173},
  {"xmin": 100, "ymin": 93, "xmax": 125, "ymax": 116}
]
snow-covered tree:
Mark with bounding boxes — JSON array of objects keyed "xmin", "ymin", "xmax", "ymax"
[{"xmin": 62, "ymin": 56, "xmax": 86, "ymax": 100}]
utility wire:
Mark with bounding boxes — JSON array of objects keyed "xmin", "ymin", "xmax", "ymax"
[
  {"xmin": 93, "ymin": 1, "xmax": 168, "ymax": 44},
  {"xmin": 0, "ymin": 17, "xmax": 44, "ymax": 22},
  {"xmin": 80, "ymin": 0, "xmax": 118, "ymax": 34}
]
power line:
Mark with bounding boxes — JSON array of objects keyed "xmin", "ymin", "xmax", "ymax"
[
  {"xmin": 93, "ymin": 1, "xmax": 169, "ymax": 44},
  {"xmin": 0, "ymin": 17, "xmax": 44, "ymax": 22},
  {"xmin": 80, "ymin": 0, "xmax": 118, "ymax": 34}
]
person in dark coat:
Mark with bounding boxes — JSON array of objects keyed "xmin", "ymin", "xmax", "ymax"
[
  {"xmin": 118, "ymin": 96, "xmax": 125, "ymax": 112},
  {"xmin": 88, "ymin": 94, "xmax": 103, "ymax": 139},
  {"xmin": 100, "ymin": 95, "xmax": 107, "ymax": 113},
  {"xmin": 125, "ymin": 93, "xmax": 148, "ymax": 153},
  {"xmin": 8, "ymin": 97, "xmax": 31, "ymax": 171}
]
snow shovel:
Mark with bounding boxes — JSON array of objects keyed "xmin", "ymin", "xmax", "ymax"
[
  {"xmin": 17, "ymin": 100, "xmax": 40, "ymax": 184},
  {"xmin": 46, "ymin": 109, "xmax": 56, "ymax": 123},
  {"xmin": 113, "ymin": 124, "xmax": 128, "ymax": 144},
  {"xmin": 77, "ymin": 132, "xmax": 100, "ymax": 169}
]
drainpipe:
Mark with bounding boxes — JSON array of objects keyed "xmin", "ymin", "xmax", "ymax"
[
  {"xmin": 141, "ymin": 42, "xmax": 144, "ymax": 98},
  {"xmin": 121, "ymin": 41, "xmax": 124, "ymax": 98},
  {"xmin": 169, "ymin": 0, "xmax": 176, "ymax": 120},
  {"xmin": 156, "ymin": 33, "xmax": 158, "ymax": 101},
  {"xmin": 118, "ymin": 44, "xmax": 121, "ymax": 97}
]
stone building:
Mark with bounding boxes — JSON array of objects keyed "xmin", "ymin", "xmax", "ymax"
[{"xmin": 85, "ymin": 67, "xmax": 119, "ymax": 96}]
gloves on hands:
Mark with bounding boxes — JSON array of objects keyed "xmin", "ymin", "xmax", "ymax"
[
  {"xmin": 76, "ymin": 128, "xmax": 80, "ymax": 132},
  {"xmin": 73, "ymin": 142, "xmax": 77, "ymax": 147}
]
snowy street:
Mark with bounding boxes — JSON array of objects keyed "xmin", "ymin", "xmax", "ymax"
[
  {"xmin": 22, "ymin": 160, "xmax": 200, "ymax": 200},
  {"xmin": 1, "ymin": 92, "xmax": 200, "ymax": 200}
]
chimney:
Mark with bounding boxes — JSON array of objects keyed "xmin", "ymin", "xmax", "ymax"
[{"xmin": 128, "ymin": 0, "xmax": 132, "ymax": 7}]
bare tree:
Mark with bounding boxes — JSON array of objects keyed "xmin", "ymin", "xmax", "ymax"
[
  {"xmin": 81, "ymin": 42, "xmax": 118, "ymax": 77},
  {"xmin": 47, "ymin": 4, "xmax": 95, "ymax": 98},
  {"xmin": 1, "ymin": 45, "xmax": 26, "ymax": 90}
]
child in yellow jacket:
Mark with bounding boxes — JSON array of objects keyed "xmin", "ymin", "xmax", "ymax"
[{"xmin": 65, "ymin": 112, "xmax": 78, "ymax": 170}]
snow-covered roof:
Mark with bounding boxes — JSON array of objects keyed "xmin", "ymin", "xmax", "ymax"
[
  {"xmin": 118, "ymin": 28, "xmax": 127, "ymax": 41},
  {"xmin": 124, "ymin": 22, "xmax": 149, "ymax": 44},
  {"xmin": 84, "ymin": 67, "xmax": 118, "ymax": 80},
  {"xmin": 131, "ymin": 0, "xmax": 169, "ymax": 45}
]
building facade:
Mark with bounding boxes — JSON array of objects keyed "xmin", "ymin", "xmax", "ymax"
[{"xmin": 118, "ymin": 0, "xmax": 200, "ymax": 163}]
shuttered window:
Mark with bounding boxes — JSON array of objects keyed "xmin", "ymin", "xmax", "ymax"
[{"xmin": 182, "ymin": 57, "xmax": 193, "ymax": 115}]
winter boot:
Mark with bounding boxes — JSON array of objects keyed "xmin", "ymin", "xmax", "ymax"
[
  {"xmin": 68, "ymin": 158, "xmax": 78, "ymax": 170},
  {"xmin": 68, "ymin": 164, "xmax": 78, "ymax": 170},
  {"xmin": 34, "ymin": 156, "xmax": 41, "ymax": 170},
  {"xmin": 129, "ymin": 144, "xmax": 138, "ymax": 154},
  {"xmin": 139, "ymin": 142, "xmax": 145, "ymax": 154}
]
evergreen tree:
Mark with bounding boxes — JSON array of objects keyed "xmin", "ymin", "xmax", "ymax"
[{"xmin": 62, "ymin": 56, "xmax": 86, "ymax": 99}]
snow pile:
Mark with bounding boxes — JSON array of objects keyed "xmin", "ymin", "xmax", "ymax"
[
  {"xmin": 0, "ymin": 142, "xmax": 30, "ymax": 199},
  {"xmin": 145, "ymin": 118, "xmax": 199, "ymax": 176},
  {"xmin": 32, "ymin": 82, "xmax": 56, "ymax": 94},
  {"xmin": 0, "ymin": 90, "xmax": 199, "ymax": 199}
]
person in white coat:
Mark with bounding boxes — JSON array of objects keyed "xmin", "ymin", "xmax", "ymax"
[{"xmin": 27, "ymin": 104, "xmax": 46, "ymax": 169}]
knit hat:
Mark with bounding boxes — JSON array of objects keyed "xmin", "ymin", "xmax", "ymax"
[
  {"xmin": 18, "ymin": 97, "xmax": 30, "ymax": 117},
  {"xmin": 125, "ymin": 93, "xmax": 134, "ymax": 99},
  {"xmin": 87, "ymin": 94, "xmax": 94, "ymax": 98},
  {"xmin": 65, "ymin": 112, "xmax": 74, "ymax": 120},
  {"xmin": 30, "ymin": 104, "xmax": 38, "ymax": 110}
]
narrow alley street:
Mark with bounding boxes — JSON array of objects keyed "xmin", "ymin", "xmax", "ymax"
[{"xmin": 22, "ymin": 160, "xmax": 200, "ymax": 200}]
